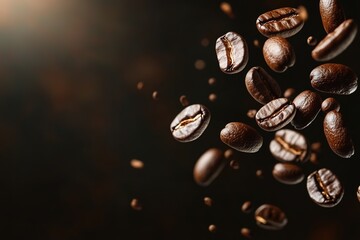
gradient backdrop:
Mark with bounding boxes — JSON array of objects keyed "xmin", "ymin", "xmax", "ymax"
[{"xmin": 5, "ymin": 0, "xmax": 360, "ymax": 239}]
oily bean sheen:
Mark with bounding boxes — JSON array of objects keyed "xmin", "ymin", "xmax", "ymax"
[
  {"xmin": 272, "ymin": 163, "xmax": 304, "ymax": 185},
  {"xmin": 291, "ymin": 90, "xmax": 322, "ymax": 130},
  {"xmin": 269, "ymin": 129, "xmax": 310, "ymax": 163},
  {"xmin": 263, "ymin": 37, "xmax": 295, "ymax": 73},
  {"xmin": 319, "ymin": 0, "xmax": 346, "ymax": 34},
  {"xmin": 170, "ymin": 104, "xmax": 210, "ymax": 142},
  {"xmin": 193, "ymin": 148, "xmax": 226, "ymax": 186},
  {"xmin": 312, "ymin": 19, "xmax": 358, "ymax": 61},
  {"xmin": 245, "ymin": 66, "xmax": 282, "ymax": 105},
  {"xmin": 215, "ymin": 31, "xmax": 249, "ymax": 74},
  {"xmin": 324, "ymin": 110, "xmax": 354, "ymax": 158},
  {"xmin": 310, "ymin": 63, "xmax": 358, "ymax": 95},
  {"xmin": 255, "ymin": 98, "xmax": 296, "ymax": 131},
  {"xmin": 254, "ymin": 204, "xmax": 287, "ymax": 230},
  {"xmin": 307, "ymin": 168, "xmax": 344, "ymax": 207},
  {"xmin": 256, "ymin": 7, "xmax": 304, "ymax": 38},
  {"xmin": 220, "ymin": 122, "xmax": 263, "ymax": 153},
  {"xmin": 321, "ymin": 97, "xmax": 340, "ymax": 113}
]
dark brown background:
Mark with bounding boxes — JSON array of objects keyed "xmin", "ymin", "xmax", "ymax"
[{"xmin": 5, "ymin": 0, "xmax": 360, "ymax": 239}]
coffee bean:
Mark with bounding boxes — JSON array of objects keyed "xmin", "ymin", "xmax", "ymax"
[
  {"xmin": 263, "ymin": 36, "xmax": 295, "ymax": 73},
  {"xmin": 224, "ymin": 149, "xmax": 234, "ymax": 159},
  {"xmin": 247, "ymin": 109, "xmax": 257, "ymax": 119},
  {"xmin": 357, "ymin": 186, "xmax": 360, "ymax": 202},
  {"xmin": 307, "ymin": 36, "xmax": 317, "ymax": 46},
  {"xmin": 194, "ymin": 59, "xmax": 206, "ymax": 70},
  {"xmin": 204, "ymin": 196, "xmax": 213, "ymax": 207},
  {"xmin": 241, "ymin": 201, "xmax": 253, "ymax": 213},
  {"xmin": 254, "ymin": 204, "xmax": 288, "ymax": 230},
  {"xmin": 256, "ymin": 7, "xmax": 304, "ymax": 38},
  {"xmin": 130, "ymin": 198, "xmax": 142, "ymax": 211},
  {"xmin": 229, "ymin": 159, "xmax": 240, "ymax": 170},
  {"xmin": 193, "ymin": 148, "xmax": 226, "ymax": 186},
  {"xmin": 310, "ymin": 63, "xmax": 358, "ymax": 95},
  {"xmin": 312, "ymin": 19, "xmax": 358, "ymax": 61},
  {"xmin": 240, "ymin": 227, "xmax": 252, "ymax": 238},
  {"xmin": 152, "ymin": 91, "xmax": 159, "ymax": 100},
  {"xmin": 321, "ymin": 97, "xmax": 340, "ymax": 113},
  {"xmin": 272, "ymin": 163, "xmax": 304, "ymax": 185},
  {"xmin": 324, "ymin": 110, "xmax": 354, "ymax": 158},
  {"xmin": 179, "ymin": 95, "xmax": 190, "ymax": 107},
  {"xmin": 306, "ymin": 168, "xmax": 344, "ymax": 207},
  {"xmin": 220, "ymin": 122, "xmax": 263, "ymax": 153},
  {"xmin": 319, "ymin": 0, "xmax": 346, "ymax": 34},
  {"xmin": 136, "ymin": 81, "xmax": 144, "ymax": 90},
  {"xmin": 283, "ymin": 88, "xmax": 296, "ymax": 100},
  {"xmin": 245, "ymin": 66, "xmax": 282, "ymax": 105},
  {"xmin": 130, "ymin": 159, "xmax": 144, "ymax": 169},
  {"xmin": 208, "ymin": 93, "xmax": 217, "ymax": 102},
  {"xmin": 310, "ymin": 152, "xmax": 320, "ymax": 165},
  {"xmin": 291, "ymin": 90, "xmax": 322, "ymax": 130},
  {"xmin": 256, "ymin": 169, "xmax": 264, "ymax": 179},
  {"xmin": 269, "ymin": 129, "xmax": 310, "ymax": 163},
  {"xmin": 215, "ymin": 31, "xmax": 249, "ymax": 74},
  {"xmin": 220, "ymin": 2, "xmax": 235, "ymax": 19},
  {"xmin": 255, "ymin": 98, "xmax": 296, "ymax": 131},
  {"xmin": 311, "ymin": 142, "xmax": 322, "ymax": 153},
  {"xmin": 170, "ymin": 104, "xmax": 211, "ymax": 142},
  {"xmin": 208, "ymin": 77, "xmax": 216, "ymax": 86},
  {"xmin": 208, "ymin": 224, "xmax": 217, "ymax": 233}
]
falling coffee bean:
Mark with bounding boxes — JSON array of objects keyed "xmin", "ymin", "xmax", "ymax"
[
  {"xmin": 310, "ymin": 63, "xmax": 358, "ymax": 95},
  {"xmin": 130, "ymin": 198, "xmax": 142, "ymax": 211},
  {"xmin": 245, "ymin": 66, "xmax": 282, "ymax": 105},
  {"xmin": 357, "ymin": 186, "xmax": 360, "ymax": 202},
  {"xmin": 263, "ymin": 37, "xmax": 296, "ymax": 73},
  {"xmin": 272, "ymin": 163, "xmax": 304, "ymax": 185},
  {"xmin": 193, "ymin": 148, "xmax": 226, "ymax": 186},
  {"xmin": 254, "ymin": 204, "xmax": 288, "ymax": 230},
  {"xmin": 240, "ymin": 227, "xmax": 252, "ymax": 238},
  {"xmin": 215, "ymin": 31, "xmax": 249, "ymax": 74},
  {"xmin": 319, "ymin": 0, "xmax": 346, "ymax": 34},
  {"xmin": 307, "ymin": 36, "xmax": 317, "ymax": 46},
  {"xmin": 208, "ymin": 224, "xmax": 217, "ymax": 233},
  {"xmin": 306, "ymin": 168, "xmax": 344, "ymax": 207},
  {"xmin": 291, "ymin": 90, "xmax": 322, "ymax": 130},
  {"xmin": 170, "ymin": 104, "xmax": 211, "ymax": 142},
  {"xmin": 323, "ymin": 110, "xmax": 354, "ymax": 158},
  {"xmin": 256, "ymin": 7, "xmax": 304, "ymax": 38},
  {"xmin": 321, "ymin": 97, "xmax": 340, "ymax": 113},
  {"xmin": 255, "ymin": 98, "xmax": 296, "ymax": 132},
  {"xmin": 241, "ymin": 201, "xmax": 253, "ymax": 214},
  {"xmin": 220, "ymin": 122, "xmax": 263, "ymax": 153},
  {"xmin": 283, "ymin": 88, "xmax": 296, "ymax": 101},
  {"xmin": 269, "ymin": 129, "xmax": 310, "ymax": 163},
  {"xmin": 312, "ymin": 19, "xmax": 358, "ymax": 61},
  {"xmin": 204, "ymin": 197, "xmax": 213, "ymax": 207}
]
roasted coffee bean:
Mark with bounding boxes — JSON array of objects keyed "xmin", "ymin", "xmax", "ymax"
[
  {"xmin": 310, "ymin": 63, "xmax": 358, "ymax": 95},
  {"xmin": 254, "ymin": 204, "xmax": 287, "ymax": 230},
  {"xmin": 208, "ymin": 224, "xmax": 217, "ymax": 233},
  {"xmin": 283, "ymin": 88, "xmax": 296, "ymax": 100},
  {"xmin": 311, "ymin": 142, "xmax": 322, "ymax": 153},
  {"xmin": 324, "ymin": 110, "xmax": 354, "ymax": 158},
  {"xmin": 229, "ymin": 159, "xmax": 240, "ymax": 170},
  {"xmin": 130, "ymin": 159, "xmax": 144, "ymax": 169},
  {"xmin": 224, "ymin": 149, "xmax": 234, "ymax": 159},
  {"xmin": 220, "ymin": 122, "xmax": 263, "ymax": 153},
  {"xmin": 170, "ymin": 104, "xmax": 211, "ymax": 142},
  {"xmin": 241, "ymin": 201, "xmax": 253, "ymax": 213},
  {"xmin": 240, "ymin": 228, "xmax": 252, "ymax": 238},
  {"xmin": 272, "ymin": 163, "xmax": 304, "ymax": 185},
  {"xmin": 307, "ymin": 36, "xmax": 317, "ymax": 46},
  {"xmin": 255, "ymin": 98, "xmax": 296, "ymax": 131},
  {"xmin": 193, "ymin": 148, "xmax": 226, "ymax": 186},
  {"xmin": 245, "ymin": 66, "xmax": 282, "ymax": 105},
  {"xmin": 256, "ymin": 169, "xmax": 264, "ymax": 179},
  {"xmin": 357, "ymin": 186, "xmax": 360, "ymax": 202},
  {"xmin": 204, "ymin": 197, "xmax": 213, "ymax": 207},
  {"xmin": 179, "ymin": 95, "xmax": 190, "ymax": 107},
  {"xmin": 312, "ymin": 19, "xmax": 358, "ymax": 61},
  {"xmin": 319, "ymin": 0, "xmax": 346, "ymax": 33},
  {"xmin": 256, "ymin": 7, "xmax": 304, "ymax": 38},
  {"xmin": 263, "ymin": 36, "xmax": 295, "ymax": 73},
  {"xmin": 215, "ymin": 31, "xmax": 249, "ymax": 74},
  {"xmin": 291, "ymin": 90, "xmax": 322, "ymax": 130},
  {"xmin": 321, "ymin": 97, "xmax": 340, "ymax": 113},
  {"xmin": 307, "ymin": 168, "xmax": 344, "ymax": 207},
  {"xmin": 269, "ymin": 129, "xmax": 310, "ymax": 163},
  {"xmin": 130, "ymin": 198, "xmax": 142, "ymax": 211}
]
